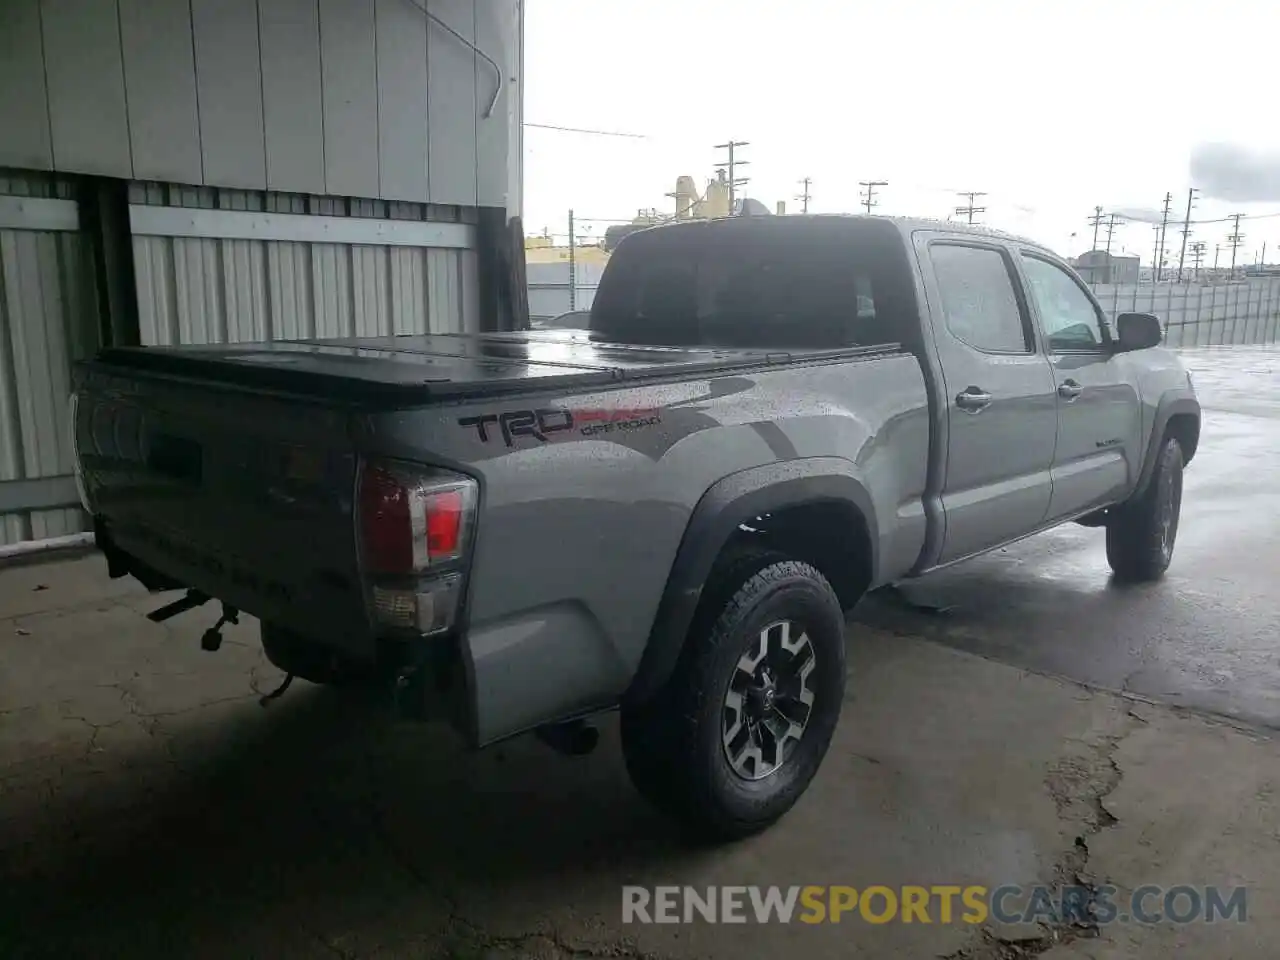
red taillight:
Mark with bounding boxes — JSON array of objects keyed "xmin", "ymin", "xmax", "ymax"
[
  {"xmin": 425, "ymin": 489, "xmax": 464, "ymax": 557},
  {"xmin": 359, "ymin": 462, "xmax": 474, "ymax": 574}
]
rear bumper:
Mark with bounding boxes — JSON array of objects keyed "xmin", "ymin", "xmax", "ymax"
[{"xmin": 96, "ymin": 516, "xmax": 475, "ymax": 736}]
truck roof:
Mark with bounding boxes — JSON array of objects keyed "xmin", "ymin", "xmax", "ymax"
[{"xmin": 620, "ymin": 213, "xmax": 1057, "ymax": 259}]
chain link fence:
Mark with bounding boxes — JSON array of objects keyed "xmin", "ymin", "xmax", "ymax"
[{"xmin": 1090, "ymin": 279, "xmax": 1280, "ymax": 347}]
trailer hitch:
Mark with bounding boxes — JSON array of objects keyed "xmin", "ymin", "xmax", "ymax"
[
  {"xmin": 200, "ymin": 603, "xmax": 240, "ymax": 652},
  {"xmin": 146, "ymin": 590, "xmax": 239, "ymax": 652},
  {"xmin": 147, "ymin": 589, "xmax": 209, "ymax": 623}
]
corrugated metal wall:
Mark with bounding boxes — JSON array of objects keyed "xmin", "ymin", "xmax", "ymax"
[
  {"xmin": 0, "ymin": 171, "xmax": 99, "ymax": 545},
  {"xmin": 129, "ymin": 183, "xmax": 480, "ymax": 346}
]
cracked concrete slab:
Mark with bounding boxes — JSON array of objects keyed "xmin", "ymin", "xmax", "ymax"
[{"xmin": 1, "ymin": 555, "xmax": 1277, "ymax": 959}]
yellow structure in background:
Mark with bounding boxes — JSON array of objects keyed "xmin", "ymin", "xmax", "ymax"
[{"xmin": 524, "ymin": 171, "xmax": 745, "ymax": 263}]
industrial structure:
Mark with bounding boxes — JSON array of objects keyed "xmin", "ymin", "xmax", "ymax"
[
  {"xmin": 1072, "ymin": 250, "xmax": 1141, "ymax": 285},
  {"xmin": 0, "ymin": 0, "xmax": 523, "ymax": 547}
]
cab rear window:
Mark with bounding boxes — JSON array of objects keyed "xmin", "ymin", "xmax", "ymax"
[{"xmin": 588, "ymin": 220, "xmax": 912, "ymax": 350}]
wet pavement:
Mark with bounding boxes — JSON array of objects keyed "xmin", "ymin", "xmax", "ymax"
[
  {"xmin": 860, "ymin": 345, "xmax": 1280, "ymax": 731},
  {"xmin": 1, "ymin": 345, "xmax": 1278, "ymax": 959}
]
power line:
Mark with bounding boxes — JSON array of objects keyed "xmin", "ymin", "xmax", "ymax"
[
  {"xmin": 796, "ymin": 177, "xmax": 812, "ymax": 214},
  {"xmin": 522, "ymin": 122, "xmax": 648, "ymax": 139},
  {"xmin": 859, "ymin": 180, "xmax": 888, "ymax": 215},
  {"xmin": 713, "ymin": 140, "xmax": 750, "ymax": 211},
  {"xmin": 954, "ymin": 191, "xmax": 987, "ymax": 225}
]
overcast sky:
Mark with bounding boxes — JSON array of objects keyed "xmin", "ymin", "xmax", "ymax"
[{"xmin": 523, "ymin": 0, "xmax": 1280, "ymax": 266}]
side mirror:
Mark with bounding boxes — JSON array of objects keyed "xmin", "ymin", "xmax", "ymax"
[{"xmin": 1115, "ymin": 312, "xmax": 1162, "ymax": 352}]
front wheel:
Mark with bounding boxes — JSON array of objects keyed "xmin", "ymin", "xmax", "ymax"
[
  {"xmin": 1106, "ymin": 436, "xmax": 1184, "ymax": 582},
  {"xmin": 620, "ymin": 558, "xmax": 847, "ymax": 842}
]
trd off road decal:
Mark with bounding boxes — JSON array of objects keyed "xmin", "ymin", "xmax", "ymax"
[{"xmin": 458, "ymin": 407, "xmax": 662, "ymax": 447}]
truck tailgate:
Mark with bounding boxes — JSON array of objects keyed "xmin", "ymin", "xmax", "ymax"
[{"xmin": 73, "ymin": 362, "xmax": 370, "ymax": 650}]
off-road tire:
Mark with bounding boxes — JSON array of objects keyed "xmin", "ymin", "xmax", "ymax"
[
  {"xmin": 1106, "ymin": 435, "xmax": 1185, "ymax": 582},
  {"xmin": 620, "ymin": 554, "xmax": 847, "ymax": 842}
]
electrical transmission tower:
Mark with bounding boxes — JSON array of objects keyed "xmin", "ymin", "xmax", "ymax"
[
  {"xmin": 1176, "ymin": 187, "xmax": 1199, "ymax": 281},
  {"xmin": 713, "ymin": 141, "xmax": 750, "ymax": 211},
  {"xmin": 1156, "ymin": 192, "xmax": 1173, "ymax": 281},
  {"xmin": 1189, "ymin": 241, "xmax": 1207, "ymax": 278},
  {"xmin": 955, "ymin": 191, "xmax": 987, "ymax": 225},
  {"xmin": 796, "ymin": 177, "xmax": 812, "ymax": 213},
  {"xmin": 1226, "ymin": 214, "xmax": 1246, "ymax": 277},
  {"xmin": 1088, "ymin": 206, "xmax": 1105, "ymax": 250},
  {"xmin": 859, "ymin": 180, "xmax": 888, "ymax": 215}
]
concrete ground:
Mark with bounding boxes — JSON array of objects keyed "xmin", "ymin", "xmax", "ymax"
[{"xmin": 2, "ymin": 346, "xmax": 1278, "ymax": 959}]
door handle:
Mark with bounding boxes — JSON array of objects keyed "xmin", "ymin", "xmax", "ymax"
[
  {"xmin": 955, "ymin": 387, "xmax": 992, "ymax": 412},
  {"xmin": 1058, "ymin": 379, "xmax": 1083, "ymax": 401}
]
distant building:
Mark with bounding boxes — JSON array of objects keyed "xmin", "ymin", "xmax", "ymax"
[{"xmin": 1072, "ymin": 250, "xmax": 1141, "ymax": 285}]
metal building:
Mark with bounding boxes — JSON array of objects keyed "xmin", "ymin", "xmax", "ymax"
[{"xmin": 0, "ymin": 0, "xmax": 524, "ymax": 547}]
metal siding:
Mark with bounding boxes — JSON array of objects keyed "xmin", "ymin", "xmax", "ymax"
[
  {"xmin": 474, "ymin": 0, "xmax": 516, "ymax": 207},
  {"xmin": 319, "ymin": 0, "xmax": 380, "ymax": 199},
  {"xmin": 427, "ymin": 0, "xmax": 479, "ymax": 206},
  {"xmin": 40, "ymin": 0, "xmax": 133, "ymax": 177},
  {"xmin": 0, "ymin": 0, "xmax": 54, "ymax": 170},
  {"xmin": 0, "ymin": 177, "xmax": 99, "ymax": 545},
  {"xmin": 259, "ymin": 0, "xmax": 327, "ymax": 195},
  {"xmin": 374, "ymin": 0, "xmax": 430, "ymax": 202},
  {"xmin": 191, "ymin": 0, "xmax": 268, "ymax": 189},
  {"xmin": 118, "ymin": 0, "xmax": 203, "ymax": 184}
]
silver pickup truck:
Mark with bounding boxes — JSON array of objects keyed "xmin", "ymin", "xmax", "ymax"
[{"xmin": 71, "ymin": 215, "xmax": 1200, "ymax": 841}]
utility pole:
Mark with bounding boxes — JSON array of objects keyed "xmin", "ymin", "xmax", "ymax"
[
  {"xmin": 1213, "ymin": 244, "xmax": 1221, "ymax": 273},
  {"xmin": 1189, "ymin": 241, "xmax": 1206, "ymax": 279},
  {"xmin": 713, "ymin": 140, "xmax": 750, "ymax": 212},
  {"xmin": 859, "ymin": 180, "xmax": 888, "ymax": 215},
  {"xmin": 1226, "ymin": 213, "xmax": 1245, "ymax": 278},
  {"xmin": 567, "ymin": 208, "xmax": 576, "ymax": 311},
  {"xmin": 1176, "ymin": 187, "xmax": 1198, "ymax": 281},
  {"xmin": 1088, "ymin": 206, "xmax": 1105, "ymax": 251},
  {"xmin": 1151, "ymin": 225, "xmax": 1162, "ymax": 281},
  {"xmin": 955, "ymin": 191, "xmax": 987, "ymax": 225},
  {"xmin": 1156, "ymin": 191, "xmax": 1173, "ymax": 281},
  {"xmin": 1103, "ymin": 213, "xmax": 1121, "ymax": 283},
  {"xmin": 795, "ymin": 177, "xmax": 812, "ymax": 214}
]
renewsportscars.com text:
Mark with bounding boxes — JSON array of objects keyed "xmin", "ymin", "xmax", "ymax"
[{"xmin": 621, "ymin": 885, "xmax": 1247, "ymax": 926}]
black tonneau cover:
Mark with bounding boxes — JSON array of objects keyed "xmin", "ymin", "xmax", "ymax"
[{"xmin": 87, "ymin": 329, "xmax": 894, "ymax": 405}]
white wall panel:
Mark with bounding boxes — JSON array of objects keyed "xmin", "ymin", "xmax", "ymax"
[
  {"xmin": 132, "ymin": 185, "xmax": 477, "ymax": 346},
  {"xmin": 0, "ymin": 173, "xmax": 99, "ymax": 545},
  {"xmin": 1, "ymin": 1, "xmax": 520, "ymax": 211},
  {"xmin": 0, "ymin": 0, "xmax": 54, "ymax": 170},
  {"xmin": 191, "ymin": 0, "xmax": 268, "ymax": 189},
  {"xmin": 40, "ymin": 0, "xmax": 132, "ymax": 176},
  {"xmin": 375, "ymin": 0, "xmax": 430, "ymax": 202},
  {"xmin": 259, "ymin": 0, "xmax": 327, "ymax": 195},
  {"xmin": 427, "ymin": 0, "xmax": 478, "ymax": 206},
  {"xmin": 319, "ymin": 0, "xmax": 380, "ymax": 199},
  {"xmin": 119, "ymin": 0, "xmax": 203, "ymax": 183}
]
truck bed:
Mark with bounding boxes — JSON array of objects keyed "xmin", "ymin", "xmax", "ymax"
[{"xmin": 91, "ymin": 328, "xmax": 891, "ymax": 405}]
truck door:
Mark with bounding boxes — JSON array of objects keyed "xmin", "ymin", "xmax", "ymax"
[
  {"xmin": 1015, "ymin": 252, "xmax": 1143, "ymax": 519},
  {"xmin": 917, "ymin": 237, "xmax": 1059, "ymax": 564}
]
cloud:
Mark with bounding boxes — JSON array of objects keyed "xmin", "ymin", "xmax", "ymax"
[{"xmin": 1190, "ymin": 143, "xmax": 1280, "ymax": 202}]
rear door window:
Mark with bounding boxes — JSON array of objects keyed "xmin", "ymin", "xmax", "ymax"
[{"xmin": 928, "ymin": 243, "xmax": 1033, "ymax": 354}]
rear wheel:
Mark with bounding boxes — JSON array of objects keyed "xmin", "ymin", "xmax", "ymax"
[
  {"xmin": 1105, "ymin": 436, "xmax": 1184, "ymax": 582},
  {"xmin": 620, "ymin": 555, "xmax": 847, "ymax": 841}
]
